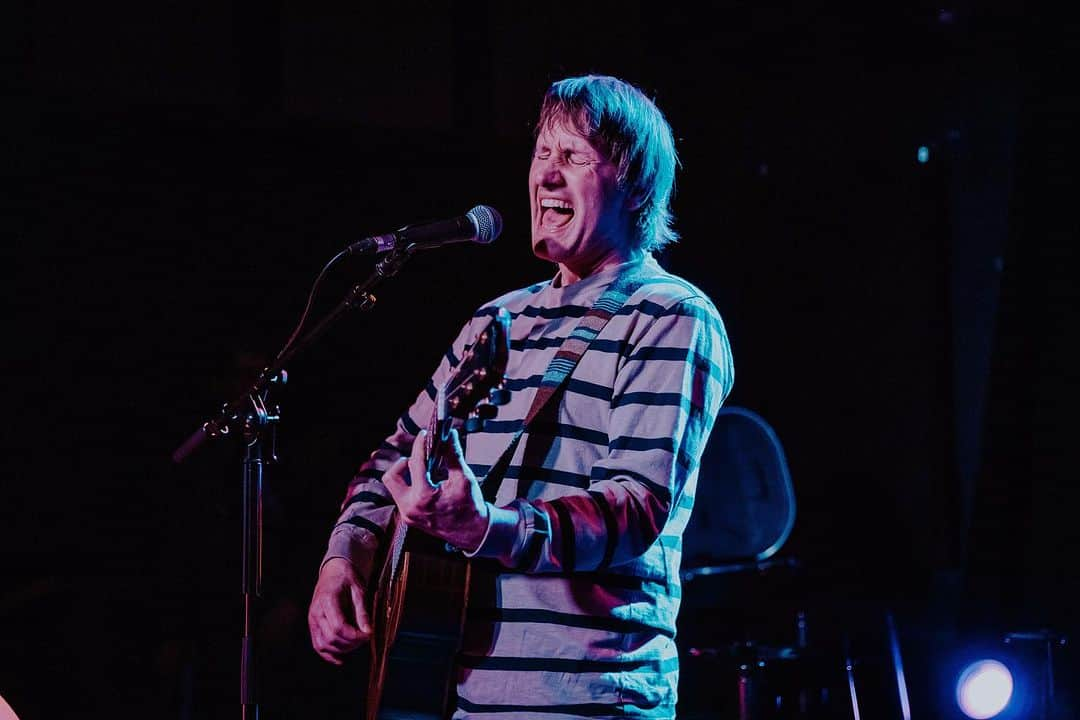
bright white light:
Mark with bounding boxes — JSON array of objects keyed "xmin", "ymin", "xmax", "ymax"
[{"xmin": 956, "ymin": 659, "xmax": 1013, "ymax": 719}]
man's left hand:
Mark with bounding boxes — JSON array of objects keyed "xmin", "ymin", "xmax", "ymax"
[{"xmin": 382, "ymin": 427, "xmax": 491, "ymax": 553}]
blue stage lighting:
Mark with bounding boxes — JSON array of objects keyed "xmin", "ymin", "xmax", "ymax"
[
  {"xmin": 956, "ymin": 659, "xmax": 1014, "ymax": 719},
  {"xmin": 917, "ymin": 146, "xmax": 930, "ymax": 163}
]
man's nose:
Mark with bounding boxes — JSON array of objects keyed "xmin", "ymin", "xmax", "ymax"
[{"xmin": 534, "ymin": 157, "xmax": 565, "ymax": 185}]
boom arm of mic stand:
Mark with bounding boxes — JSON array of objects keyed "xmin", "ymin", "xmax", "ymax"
[{"xmin": 170, "ymin": 248, "xmax": 414, "ymax": 464}]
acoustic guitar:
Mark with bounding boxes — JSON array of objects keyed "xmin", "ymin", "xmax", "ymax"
[{"xmin": 366, "ymin": 307, "xmax": 511, "ymax": 720}]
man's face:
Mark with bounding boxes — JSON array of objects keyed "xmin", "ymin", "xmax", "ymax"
[{"xmin": 529, "ymin": 120, "xmax": 632, "ymax": 273}]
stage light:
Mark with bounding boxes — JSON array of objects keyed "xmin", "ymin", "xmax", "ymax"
[
  {"xmin": 956, "ymin": 659, "xmax": 1013, "ymax": 719},
  {"xmin": 917, "ymin": 146, "xmax": 930, "ymax": 163}
]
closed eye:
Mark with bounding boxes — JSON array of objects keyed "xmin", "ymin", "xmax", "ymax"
[
  {"xmin": 533, "ymin": 148, "xmax": 593, "ymax": 166},
  {"xmin": 566, "ymin": 151, "xmax": 592, "ymax": 166}
]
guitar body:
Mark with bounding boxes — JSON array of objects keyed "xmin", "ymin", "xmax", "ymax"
[
  {"xmin": 367, "ymin": 515, "xmax": 470, "ymax": 720},
  {"xmin": 365, "ymin": 307, "xmax": 511, "ymax": 720}
]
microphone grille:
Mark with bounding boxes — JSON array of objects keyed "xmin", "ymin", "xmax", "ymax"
[{"xmin": 467, "ymin": 205, "xmax": 503, "ymax": 245}]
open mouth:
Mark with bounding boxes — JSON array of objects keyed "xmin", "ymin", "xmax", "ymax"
[{"xmin": 540, "ymin": 198, "xmax": 574, "ymax": 229}]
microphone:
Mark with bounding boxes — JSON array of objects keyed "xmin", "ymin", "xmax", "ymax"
[{"xmin": 347, "ymin": 204, "xmax": 502, "ymax": 255}]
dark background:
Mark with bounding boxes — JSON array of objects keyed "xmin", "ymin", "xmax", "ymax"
[{"xmin": 5, "ymin": 2, "xmax": 1077, "ymax": 719}]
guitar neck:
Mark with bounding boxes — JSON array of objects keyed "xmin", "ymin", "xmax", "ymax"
[
  {"xmin": 366, "ymin": 307, "xmax": 510, "ymax": 720},
  {"xmin": 425, "ymin": 382, "xmax": 452, "ymax": 477}
]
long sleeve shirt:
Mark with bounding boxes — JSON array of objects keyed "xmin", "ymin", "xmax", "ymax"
[{"xmin": 323, "ymin": 255, "xmax": 734, "ymax": 719}]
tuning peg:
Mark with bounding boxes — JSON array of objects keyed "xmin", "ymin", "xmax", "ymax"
[
  {"xmin": 474, "ymin": 404, "xmax": 498, "ymax": 420},
  {"xmin": 488, "ymin": 388, "xmax": 511, "ymax": 406},
  {"xmin": 463, "ymin": 416, "xmax": 484, "ymax": 433}
]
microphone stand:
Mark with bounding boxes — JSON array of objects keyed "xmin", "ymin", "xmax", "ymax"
[{"xmin": 171, "ymin": 247, "xmax": 417, "ymax": 720}]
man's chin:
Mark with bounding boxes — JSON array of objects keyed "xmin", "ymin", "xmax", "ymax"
[{"xmin": 532, "ymin": 238, "xmax": 555, "ymax": 263}]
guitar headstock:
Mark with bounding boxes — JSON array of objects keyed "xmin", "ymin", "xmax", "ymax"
[{"xmin": 426, "ymin": 307, "xmax": 511, "ymax": 472}]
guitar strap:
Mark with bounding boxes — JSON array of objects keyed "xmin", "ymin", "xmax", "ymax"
[{"xmin": 481, "ymin": 264, "xmax": 648, "ymax": 503}]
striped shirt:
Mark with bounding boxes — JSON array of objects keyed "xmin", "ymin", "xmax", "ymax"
[{"xmin": 324, "ymin": 256, "xmax": 734, "ymax": 719}]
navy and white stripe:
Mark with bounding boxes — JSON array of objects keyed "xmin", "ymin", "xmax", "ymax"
[{"xmin": 323, "ymin": 256, "xmax": 733, "ymax": 719}]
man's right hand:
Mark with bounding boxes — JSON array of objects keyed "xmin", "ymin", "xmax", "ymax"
[{"xmin": 308, "ymin": 557, "xmax": 373, "ymax": 665}]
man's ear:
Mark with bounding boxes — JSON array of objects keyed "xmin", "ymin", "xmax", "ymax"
[{"xmin": 626, "ymin": 191, "xmax": 648, "ymax": 212}]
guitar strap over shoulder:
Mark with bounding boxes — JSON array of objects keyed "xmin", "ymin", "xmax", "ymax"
[{"xmin": 481, "ymin": 266, "xmax": 648, "ymax": 502}]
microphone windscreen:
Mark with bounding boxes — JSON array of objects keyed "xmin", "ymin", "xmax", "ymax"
[{"xmin": 468, "ymin": 205, "xmax": 503, "ymax": 244}]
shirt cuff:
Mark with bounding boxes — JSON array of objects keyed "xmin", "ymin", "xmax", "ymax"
[
  {"xmin": 461, "ymin": 503, "xmax": 495, "ymax": 558},
  {"xmin": 321, "ymin": 524, "xmax": 378, "ymax": 585},
  {"xmin": 466, "ymin": 503, "xmax": 523, "ymax": 565},
  {"xmin": 466, "ymin": 500, "xmax": 551, "ymax": 569}
]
